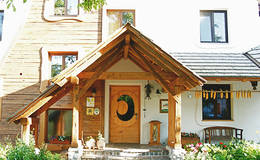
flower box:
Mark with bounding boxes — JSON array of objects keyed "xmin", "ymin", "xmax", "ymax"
[{"xmin": 181, "ymin": 137, "xmax": 200, "ymax": 146}]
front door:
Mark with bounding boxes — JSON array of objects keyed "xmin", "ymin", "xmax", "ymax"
[{"xmin": 109, "ymin": 85, "xmax": 140, "ymax": 143}]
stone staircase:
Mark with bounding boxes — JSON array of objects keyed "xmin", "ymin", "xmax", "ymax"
[
  {"xmin": 68, "ymin": 144, "xmax": 170, "ymax": 160},
  {"xmin": 81, "ymin": 148, "xmax": 170, "ymax": 160}
]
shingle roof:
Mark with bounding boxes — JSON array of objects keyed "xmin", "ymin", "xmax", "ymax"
[{"xmin": 170, "ymin": 52, "xmax": 260, "ymax": 77}]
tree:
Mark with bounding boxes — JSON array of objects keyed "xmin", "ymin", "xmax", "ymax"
[{"xmin": 6, "ymin": 0, "xmax": 106, "ymax": 12}]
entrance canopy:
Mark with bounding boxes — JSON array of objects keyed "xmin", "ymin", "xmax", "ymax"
[{"xmin": 8, "ymin": 23, "xmax": 206, "ymax": 123}]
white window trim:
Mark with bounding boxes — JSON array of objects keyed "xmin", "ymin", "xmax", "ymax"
[
  {"xmin": 43, "ymin": 0, "xmax": 86, "ymax": 22},
  {"xmin": 40, "ymin": 47, "xmax": 84, "ymax": 92}
]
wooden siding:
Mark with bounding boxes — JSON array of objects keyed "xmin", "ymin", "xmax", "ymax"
[
  {"xmin": 0, "ymin": 0, "xmax": 102, "ymax": 141},
  {"xmin": 81, "ymin": 80, "xmax": 105, "ymax": 140}
]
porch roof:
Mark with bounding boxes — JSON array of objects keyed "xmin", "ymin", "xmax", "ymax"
[{"xmin": 8, "ymin": 23, "xmax": 206, "ymax": 123}]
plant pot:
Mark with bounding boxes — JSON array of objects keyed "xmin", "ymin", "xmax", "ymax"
[{"xmin": 97, "ymin": 138, "xmax": 105, "ymax": 150}]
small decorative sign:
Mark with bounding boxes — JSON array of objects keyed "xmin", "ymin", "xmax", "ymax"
[
  {"xmin": 94, "ymin": 108, "xmax": 100, "ymax": 115},
  {"xmin": 86, "ymin": 97, "xmax": 95, "ymax": 107},
  {"xmin": 86, "ymin": 108, "xmax": 94, "ymax": 115},
  {"xmin": 160, "ymin": 99, "xmax": 168, "ymax": 113}
]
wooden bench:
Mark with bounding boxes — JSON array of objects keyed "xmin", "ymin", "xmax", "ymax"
[{"xmin": 204, "ymin": 126, "xmax": 243, "ymax": 144}]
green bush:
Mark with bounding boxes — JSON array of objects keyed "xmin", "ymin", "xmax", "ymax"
[
  {"xmin": 0, "ymin": 136, "xmax": 61, "ymax": 160},
  {"xmin": 184, "ymin": 139, "xmax": 260, "ymax": 160}
]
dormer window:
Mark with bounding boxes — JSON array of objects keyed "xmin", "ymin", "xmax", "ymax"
[
  {"xmin": 54, "ymin": 0, "xmax": 79, "ymax": 16},
  {"xmin": 107, "ymin": 10, "xmax": 135, "ymax": 35}
]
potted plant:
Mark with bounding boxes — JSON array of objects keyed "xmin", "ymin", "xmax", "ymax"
[
  {"xmin": 49, "ymin": 136, "xmax": 71, "ymax": 144},
  {"xmin": 96, "ymin": 131, "xmax": 105, "ymax": 150},
  {"xmin": 181, "ymin": 132, "xmax": 200, "ymax": 146}
]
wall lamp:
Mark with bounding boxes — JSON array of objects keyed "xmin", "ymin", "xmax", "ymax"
[{"xmin": 250, "ymin": 81, "xmax": 258, "ymax": 90}]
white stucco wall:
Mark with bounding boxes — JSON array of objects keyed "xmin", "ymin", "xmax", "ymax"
[
  {"xmin": 182, "ymin": 81, "xmax": 260, "ymax": 142},
  {"xmin": 103, "ymin": 0, "xmax": 260, "ymax": 53},
  {"xmin": 104, "ymin": 59, "xmax": 260, "ymax": 144}
]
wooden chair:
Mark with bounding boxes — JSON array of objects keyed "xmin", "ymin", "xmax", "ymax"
[{"xmin": 204, "ymin": 126, "xmax": 243, "ymax": 144}]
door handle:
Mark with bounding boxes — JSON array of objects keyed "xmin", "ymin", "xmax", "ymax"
[{"xmin": 134, "ymin": 113, "xmax": 138, "ymax": 120}]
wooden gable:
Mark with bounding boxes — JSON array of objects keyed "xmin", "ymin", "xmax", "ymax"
[{"xmin": 8, "ymin": 23, "xmax": 206, "ymax": 123}]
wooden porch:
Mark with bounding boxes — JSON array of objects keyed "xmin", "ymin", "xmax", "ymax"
[{"xmin": 8, "ymin": 24, "xmax": 206, "ymax": 150}]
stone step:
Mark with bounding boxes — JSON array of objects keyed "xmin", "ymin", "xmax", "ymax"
[{"xmin": 81, "ymin": 149, "xmax": 170, "ymax": 160}]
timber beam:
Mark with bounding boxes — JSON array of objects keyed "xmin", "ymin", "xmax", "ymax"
[
  {"xmin": 78, "ymin": 72, "xmax": 177, "ymax": 80},
  {"xmin": 124, "ymin": 34, "xmax": 130, "ymax": 59}
]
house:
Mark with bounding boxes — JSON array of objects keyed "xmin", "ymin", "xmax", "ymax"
[{"xmin": 0, "ymin": 0, "xmax": 260, "ymax": 153}]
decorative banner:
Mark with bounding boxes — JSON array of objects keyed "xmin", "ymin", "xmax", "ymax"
[
  {"xmin": 94, "ymin": 108, "xmax": 100, "ymax": 115},
  {"xmin": 86, "ymin": 97, "xmax": 95, "ymax": 107},
  {"xmin": 86, "ymin": 108, "xmax": 94, "ymax": 115}
]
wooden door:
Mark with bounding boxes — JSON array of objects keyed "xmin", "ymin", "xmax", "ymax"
[{"xmin": 110, "ymin": 86, "xmax": 140, "ymax": 143}]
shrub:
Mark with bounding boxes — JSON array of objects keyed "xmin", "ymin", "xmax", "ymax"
[
  {"xmin": 0, "ymin": 136, "xmax": 61, "ymax": 160},
  {"xmin": 184, "ymin": 139, "xmax": 260, "ymax": 160}
]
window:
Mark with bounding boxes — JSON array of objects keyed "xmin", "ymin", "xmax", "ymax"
[
  {"xmin": 200, "ymin": 11, "xmax": 228, "ymax": 43},
  {"xmin": 47, "ymin": 109, "xmax": 72, "ymax": 143},
  {"xmin": 202, "ymin": 84, "xmax": 231, "ymax": 120},
  {"xmin": 259, "ymin": 3, "xmax": 260, "ymax": 16},
  {"xmin": 107, "ymin": 10, "xmax": 135, "ymax": 35},
  {"xmin": 50, "ymin": 52, "xmax": 77, "ymax": 77},
  {"xmin": 54, "ymin": 0, "xmax": 79, "ymax": 16},
  {"xmin": 0, "ymin": 11, "xmax": 4, "ymax": 41}
]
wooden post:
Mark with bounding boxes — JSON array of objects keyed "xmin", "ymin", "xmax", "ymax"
[
  {"xmin": 71, "ymin": 85, "xmax": 80, "ymax": 147},
  {"xmin": 168, "ymin": 94, "xmax": 176, "ymax": 147},
  {"xmin": 174, "ymin": 94, "xmax": 182, "ymax": 149},
  {"xmin": 20, "ymin": 118, "xmax": 32, "ymax": 145},
  {"xmin": 168, "ymin": 93, "xmax": 182, "ymax": 149},
  {"xmin": 38, "ymin": 112, "xmax": 46, "ymax": 145}
]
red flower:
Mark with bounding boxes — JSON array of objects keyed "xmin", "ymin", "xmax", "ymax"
[
  {"xmin": 219, "ymin": 142, "xmax": 223, "ymax": 145},
  {"xmin": 224, "ymin": 145, "xmax": 227, "ymax": 148}
]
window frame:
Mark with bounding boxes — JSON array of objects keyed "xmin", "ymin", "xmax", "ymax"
[
  {"xmin": 40, "ymin": 47, "xmax": 81, "ymax": 92},
  {"xmin": 107, "ymin": 9, "xmax": 136, "ymax": 26},
  {"xmin": 202, "ymin": 84, "xmax": 232, "ymax": 120},
  {"xmin": 106, "ymin": 9, "xmax": 136, "ymax": 35},
  {"xmin": 49, "ymin": 51, "xmax": 78, "ymax": 78},
  {"xmin": 54, "ymin": 0, "xmax": 80, "ymax": 17},
  {"xmin": 200, "ymin": 10, "xmax": 228, "ymax": 43},
  {"xmin": 45, "ymin": 108, "xmax": 73, "ymax": 143},
  {"xmin": 0, "ymin": 10, "xmax": 4, "ymax": 41}
]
